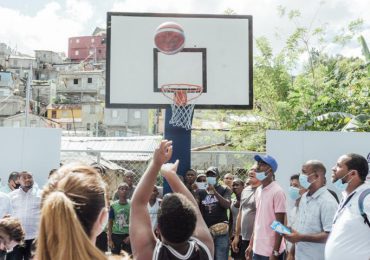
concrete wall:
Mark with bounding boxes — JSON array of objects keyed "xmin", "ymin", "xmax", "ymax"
[{"xmin": 0, "ymin": 127, "xmax": 61, "ymax": 188}]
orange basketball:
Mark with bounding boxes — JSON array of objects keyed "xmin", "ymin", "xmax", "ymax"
[{"xmin": 154, "ymin": 22, "xmax": 185, "ymax": 55}]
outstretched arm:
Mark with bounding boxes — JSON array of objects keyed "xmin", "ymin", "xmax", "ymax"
[
  {"xmin": 161, "ymin": 161, "xmax": 215, "ymax": 257},
  {"xmin": 130, "ymin": 140, "xmax": 173, "ymax": 260}
]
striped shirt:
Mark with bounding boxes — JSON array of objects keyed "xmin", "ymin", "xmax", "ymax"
[
  {"xmin": 153, "ymin": 236, "xmax": 212, "ymax": 260},
  {"xmin": 295, "ymin": 186, "xmax": 338, "ymax": 260}
]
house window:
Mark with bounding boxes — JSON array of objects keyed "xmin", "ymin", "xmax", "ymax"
[
  {"xmin": 134, "ymin": 110, "xmax": 141, "ymax": 119},
  {"xmin": 76, "ymin": 38, "xmax": 80, "ymax": 43},
  {"xmin": 51, "ymin": 111, "xmax": 57, "ymax": 119},
  {"xmin": 75, "ymin": 50, "xmax": 79, "ymax": 56},
  {"xmin": 90, "ymin": 105, "xmax": 95, "ymax": 114},
  {"xmin": 62, "ymin": 111, "xmax": 68, "ymax": 117},
  {"xmin": 112, "ymin": 110, "xmax": 118, "ymax": 118},
  {"xmin": 66, "ymin": 123, "xmax": 72, "ymax": 130},
  {"xmin": 87, "ymin": 123, "xmax": 91, "ymax": 130},
  {"xmin": 87, "ymin": 78, "xmax": 92, "ymax": 83},
  {"xmin": 73, "ymin": 79, "xmax": 79, "ymax": 85},
  {"xmin": 98, "ymin": 49, "xmax": 102, "ymax": 54},
  {"xmin": 91, "ymin": 38, "xmax": 95, "ymax": 43}
]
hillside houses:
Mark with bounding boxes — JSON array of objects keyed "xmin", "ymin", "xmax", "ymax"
[{"xmin": 0, "ymin": 28, "xmax": 152, "ymax": 136}]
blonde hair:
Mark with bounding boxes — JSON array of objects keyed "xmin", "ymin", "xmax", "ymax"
[{"xmin": 36, "ymin": 163, "xmax": 108, "ymax": 260}]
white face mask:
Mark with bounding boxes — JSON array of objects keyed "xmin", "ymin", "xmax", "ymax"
[
  {"xmin": 333, "ymin": 171, "xmax": 353, "ymax": 192},
  {"xmin": 196, "ymin": 182, "xmax": 208, "ymax": 190},
  {"xmin": 207, "ymin": 177, "xmax": 217, "ymax": 185}
]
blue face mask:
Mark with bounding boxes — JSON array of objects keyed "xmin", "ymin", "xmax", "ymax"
[
  {"xmin": 288, "ymin": 186, "xmax": 301, "ymax": 201},
  {"xmin": 255, "ymin": 171, "xmax": 268, "ymax": 181},
  {"xmin": 299, "ymin": 174, "xmax": 317, "ymax": 189},
  {"xmin": 207, "ymin": 177, "xmax": 217, "ymax": 186},
  {"xmin": 333, "ymin": 171, "xmax": 352, "ymax": 192}
]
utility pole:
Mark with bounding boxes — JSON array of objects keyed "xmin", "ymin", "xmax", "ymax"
[{"xmin": 25, "ymin": 63, "xmax": 32, "ymax": 127}]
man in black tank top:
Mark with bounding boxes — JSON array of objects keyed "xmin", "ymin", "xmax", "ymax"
[{"xmin": 130, "ymin": 140, "xmax": 214, "ymax": 260}]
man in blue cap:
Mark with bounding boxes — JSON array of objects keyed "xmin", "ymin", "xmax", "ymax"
[{"xmin": 246, "ymin": 155, "xmax": 287, "ymax": 260}]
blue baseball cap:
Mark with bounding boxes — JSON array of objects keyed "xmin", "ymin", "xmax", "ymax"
[{"xmin": 254, "ymin": 155, "xmax": 278, "ymax": 173}]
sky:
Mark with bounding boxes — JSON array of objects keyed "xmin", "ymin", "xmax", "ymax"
[{"xmin": 0, "ymin": 0, "xmax": 369, "ymax": 59}]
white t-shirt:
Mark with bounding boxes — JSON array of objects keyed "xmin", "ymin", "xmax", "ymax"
[
  {"xmin": 148, "ymin": 198, "xmax": 161, "ymax": 230},
  {"xmin": 325, "ymin": 183, "xmax": 370, "ymax": 260}
]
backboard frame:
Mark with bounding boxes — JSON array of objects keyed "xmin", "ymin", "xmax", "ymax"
[{"xmin": 106, "ymin": 12, "xmax": 253, "ymax": 109}]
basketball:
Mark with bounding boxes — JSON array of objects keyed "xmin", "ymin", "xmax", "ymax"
[{"xmin": 154, "ymin": 22, "xmax": 185, "ymax": 55}]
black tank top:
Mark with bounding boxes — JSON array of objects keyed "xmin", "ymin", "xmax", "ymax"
[{"xmin": 152, "ymin": 237, "xmax": 212, "ymax": 260}]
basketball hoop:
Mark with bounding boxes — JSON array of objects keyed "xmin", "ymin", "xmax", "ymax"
[{"xmin": 161, "ymin": 83, "xmax": 203, "ymax": 130}]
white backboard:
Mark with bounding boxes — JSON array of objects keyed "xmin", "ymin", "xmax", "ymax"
[{"xmin": 106, "ymin": 12, "xmax": 253, "ymax": 109}]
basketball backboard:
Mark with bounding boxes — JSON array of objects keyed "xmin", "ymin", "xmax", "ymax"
[{"xmin": 106, "ymin": 12, "xmax": 253, "ymax": 109}]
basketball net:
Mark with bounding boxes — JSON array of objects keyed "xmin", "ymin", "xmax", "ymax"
[{"xmin": 161, "ymin": 84, "xmax": 203, "ymax": 130}]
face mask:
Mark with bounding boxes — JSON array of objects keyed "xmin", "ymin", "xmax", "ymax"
[
  {"xmin": 255, "ymin": 171, "xmax": 268, "ymax": 181},
  {"xmin": 288, "ymin": 186, "xmax": 301, "ymax": 201},
  {"xmin": 14, "ymin": 184, "xmax": 20, "ymax": 189},
  {"xmin": 207, "ymin": 177, "xmax": 216, "ymax": 186},
  {"xmin": 333, "ymin": 171, "xmax": 352, "ymax": 192},
  {"xmin": 299, "ymin": 174, "xmax": 317, "ymax": 189},
  {"xmin": 196, "ymin": 182, "xmax": 208, "ymax": 190}
]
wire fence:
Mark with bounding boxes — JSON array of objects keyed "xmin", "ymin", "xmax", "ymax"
[{"xmin": 60, "ymin": 149, "xmax": 265, "ymax": 198}]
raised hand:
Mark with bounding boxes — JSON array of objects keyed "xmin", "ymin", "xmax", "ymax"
[
  {"xmin": 153, "ymin": 140, "xmax": 173, "ymax": 167},
  {"xmin": 160, "ymin": 160, "xmax": 179, "ymax": 178}
]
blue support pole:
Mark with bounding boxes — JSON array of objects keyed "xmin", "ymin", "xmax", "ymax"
[{"xmin": 163, "ymin": 106, "xmax": 192, "ymax": 195}]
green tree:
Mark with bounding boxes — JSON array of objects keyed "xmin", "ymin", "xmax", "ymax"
[{"xmin": 229, "ymin": 5, "xmax": 369, "ymax": 151}]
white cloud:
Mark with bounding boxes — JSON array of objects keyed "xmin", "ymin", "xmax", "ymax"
[
  {"xmin": 66, "ymin": 0, "xmax": 94, "ymax": 23},
  {"xmin": 0, "ymin": 0, "xmax": 368, "ymax": 59},
  {"xmin": 0, "ymin": 1, "xmax": 94, "ymax": 55},
  {"xmin": 108, "ymin": 0, "xmax": 368, "ymax": 59}
]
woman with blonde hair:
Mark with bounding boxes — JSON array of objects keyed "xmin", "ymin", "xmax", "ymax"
[{"xmin": 36, "ymin": 163, "xmax": 114, "ymax": 260}]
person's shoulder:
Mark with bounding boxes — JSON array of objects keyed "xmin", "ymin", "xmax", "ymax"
[
  {"xmin": 357, "ymin": 183, "xmax": 370, "ymax": 193},
  {"xmin": 8, "ymin": 189, "xmax": 20, "ymax": 198},
  {"xmin": 321, "ymin": 188, "xmax": 338, "ymax": 201},
  {"xmin": 0, "ymin": 191, "xmax": 10, "ymax": 199},
  {"xmin": 271, "ymin": 181, "xmax": 285, "ymax": 194},
  {"xmin": 197, "ymin": 189, "xmax": 207, "ymax": 197},
  {"xmin": 111, "ymin": 200, "xmax": 120, "ymax": 206},
  {"xmin": 216, "ymin": 184, "xmax": 231, "ymax": 193}
]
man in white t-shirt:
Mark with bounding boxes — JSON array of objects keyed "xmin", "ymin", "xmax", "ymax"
[{"xmin": 325, "ymin": 153, "xmax": 370, "ymax": 260}]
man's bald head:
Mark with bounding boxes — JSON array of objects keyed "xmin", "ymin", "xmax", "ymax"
[{"xmin": 304, "ymin": 160, "xmax": 326, "ymax": 176}]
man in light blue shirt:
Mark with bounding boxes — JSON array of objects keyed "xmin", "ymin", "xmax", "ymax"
[
  {"xmin": 284, "ymin": 160, "xmax": 338, "ymax": 260},
  {"xmin": 0, "ymin": 191, "xmax": 13, "ymax": 218}
]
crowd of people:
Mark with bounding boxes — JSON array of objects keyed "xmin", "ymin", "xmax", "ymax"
[{"xmin": 0, "ymin": 140, "xmax": 369, "ymax": 260}]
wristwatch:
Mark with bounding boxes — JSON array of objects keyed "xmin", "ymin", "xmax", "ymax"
[{"xmin": 272, "ymin": 250, "xmax": 279, "ymax": 256}]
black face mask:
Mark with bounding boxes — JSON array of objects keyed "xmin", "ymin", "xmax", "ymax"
[{"xmin": 14, "ymin": 184, "xmax": 21, "ymax": 189}]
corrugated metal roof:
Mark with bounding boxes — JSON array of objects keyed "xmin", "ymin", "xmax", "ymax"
[
  {"xmin": 61, "ymin": 136, "xmax": 162, "ymax": 162},
  {"xmin": 60, "ymin": 152, "xmax": 126, "ymax": 170}
]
